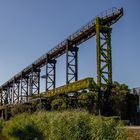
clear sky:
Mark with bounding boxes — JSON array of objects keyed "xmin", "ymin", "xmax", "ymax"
[{"xmin": 0, "ymin": 0, "xmax": 140, "ymax": 90}]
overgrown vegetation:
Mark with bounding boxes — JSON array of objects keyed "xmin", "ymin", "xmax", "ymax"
[
  {"xmin": 2, "ymin": 110, "xmax": 126, "ymax": 140},
  {"xmin": 0, "ymin": 80, "xmax": 139, "ymax": 139},
  {"xmin": 1, "ymin": 81, "xmax": 139, "ymax": 126}
]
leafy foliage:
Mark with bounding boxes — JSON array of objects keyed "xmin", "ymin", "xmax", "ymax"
[
  {"xmin": 3, "ymin": 113, "xmax": 44, "ymax": 140},
  {"xmin": 51, "ymin": 98, "xmax": 67, "ymax": 110},
  {"xmin": 1, "ymin": 80, "xmax": 139, "ymax": 125}
]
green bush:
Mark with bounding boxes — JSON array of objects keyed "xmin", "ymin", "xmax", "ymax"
[
  {"xmin": 0, "ymin": 118, "xmax": 5, "ymax": 138},
  {"xmin": 51, "ymin": 98, "xmax": 67, "ymax": 110},
  {"xmin": 2, "ymin": 110, "xmax": 127, "ymax": 140},
  {"xmin": 47, "ymin": 110, "xmax": 91, "ymax": 140},
  {"xmin": 3, "ymin": 113, "xmax": 44, "ymax": 140},
  {"xmin": 90, "ymin": 116, "xmax": 126, "ymax": 140},
  {"xmin": 78, "ymin": 93, "xmax": 96, "ymax": 112},
  {"xmin": 0, "ymin": 118, "xmax": 4, "ymax": 131},
  {"xmin": 11, "ymin": 103, "xmax": 33, "ymax": 117}
]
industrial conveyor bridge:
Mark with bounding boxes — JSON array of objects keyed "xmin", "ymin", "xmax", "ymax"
[{"xmin": 0, "ymin": 7, "xmax": 123, "ymax": 106}]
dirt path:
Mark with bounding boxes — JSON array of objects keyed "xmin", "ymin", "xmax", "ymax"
[{"xmin": 125, "ymin": 126, "xmax": 140, "ymax": 140}]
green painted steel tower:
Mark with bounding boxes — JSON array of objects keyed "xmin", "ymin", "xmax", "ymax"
[
  {"xmin": 96, "ymin": 17, "xmax": 112, "ymax": 89},
  {"xmin": 96, "ymin": 17, "xmax": 113, "ymax": 115}
]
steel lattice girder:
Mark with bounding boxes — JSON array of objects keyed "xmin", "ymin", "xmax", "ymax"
[
  {"xmin": 12, "ymin": 80, "xmax": 20, "ymax": 104},
  {"xmin": 0, "ymin": 89, "xmax": 7, "ymax": 105},
  {"xmin": 20, "ymin": 75, "xmax": 29, "ymax": 102},
  {"xmin": 29, "ymin": 65, "xmax": 41, "ymax": 96},
  {"xmin": 0, "ymin": 86, "xmax": 13, "ymax": 105},
  {"xmin": 66, "ymin": 40, "xmax": 78, "ymax": 84},
  {"xmin": 45, "ymin": 54, "xmax": 56, "ymax": 91},
  {"xmin": 96, "ymin": 17, "xmax": 112, "ymax": 88},
  {"xmin": 2, "ymin": 88, "xmax": 10, "ymax": 105},
  {"xmin": 8, "ymin": 86, "xmax": 13, "ymax": 104}
]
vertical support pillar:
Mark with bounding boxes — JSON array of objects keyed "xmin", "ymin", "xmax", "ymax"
[
  {"xmin": 13, "ymin": 78, "xmax": 20, "ymax": 104},
  {"xmin": 29, "ymin": 64, "xmax": 40, "ymax": 96},
  {"xmin": 66, "ymin": 40, "xmax": 78, "ymax": 84},
  {"xmin": 96, "ymin": 17, "xmax": 112, "ymax": 115},
  {"xmin": 1, "ymin": 89, "xmax": 8, "ymax": 105},
  {"xmin": 3, "ymin": 85, "xmax": 13, "ymax": 105},
  {"xmin": 96, "ymin": 18, "xmax": 101, "ymax": 89},
  {"xmin": 20, "ymin": 74, "xmax": 29, "ymax": 102},
  {"xmin": 45, "ymin": 54, "xmax": 56, "ymax": 91},
  {"xmin": 96, "ymin": 17, "xmax": 112, "ymax": 88},
  {"xmin": 0, "ymin": 88, "xmax": 8, "ymax": 105},
  {"xmin": 0, "ymin": 89, "xmax": 2, "ymax": 105},
  {"xmin": 8, "ymin": 85, "xmax": 13, "ymax": 104}
]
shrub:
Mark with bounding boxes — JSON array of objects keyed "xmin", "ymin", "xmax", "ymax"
[
  {"xmin": 0, "ymin": 118, "xmax": 5, "ymax": 138},
  {"xmin": 3, "ymin": 113, "xmax": 45, "ymax": 140},
  {"xmin": 47, "ymin": 110, "xmax": 91, "ymax": 140},
  {"xmin": 2, "ymin": 110, "xmax": 127, "ymax": 140},
  {"xmin": 0, "ymin": 118, "xmax": 4, "ymax": 131},
  {"xmin": 78, "ymin": 93, "xmax": 96, "ymax": 112},
  {"xmin": 51, "ymin": 98, "xmax": 66, "ymax": 110},
  {"xmin": 90, "ymin": 116, "xmax": 127, "ymax": 140}
]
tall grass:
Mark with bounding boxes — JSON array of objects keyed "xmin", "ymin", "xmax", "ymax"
[{"xmin": 2, "ymin": 110, "xmax": 127, "ymax": 140}]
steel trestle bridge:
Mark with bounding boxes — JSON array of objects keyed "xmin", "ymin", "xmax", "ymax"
[{"xmin": 0, "ymin": 7, "xmax": 123, "ymax": 106}]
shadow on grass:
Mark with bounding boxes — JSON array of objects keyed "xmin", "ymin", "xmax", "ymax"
[{"xmin": 11, "ymin": 124, "xmax": 45, "ymax": 140}]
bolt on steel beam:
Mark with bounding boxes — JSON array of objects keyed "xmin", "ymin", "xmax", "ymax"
[
  {"xmin": 45, "ymin": 54, "xmax": 56, "ymax": 91},
  {"xmin": 66, "ymin": 40, "xmax": 79, "ymax": 84}
]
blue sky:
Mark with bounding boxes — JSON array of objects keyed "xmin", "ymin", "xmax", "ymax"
[{"xmin": 0, "ymin": 0, "xmax": 140, "ymax": 90}]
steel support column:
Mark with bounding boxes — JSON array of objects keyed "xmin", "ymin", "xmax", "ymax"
[
  {"xmin": 45, "ymin": 54, "xmax": 56, "ymax": 91},
  {"xmin": 1, "ymin": 89, "xmax": 8, "ymax": 105},
  {"xmin": 0, "ymin": 89, "xmax": 2, "ymax": 105},
  {"xmin": 1, "ymin": 86, "xmax": 12, "ymax": 105},
  {"xmin": 96, "ymin": 17, "xmax": 112, "ymax": 88},
  {"xmin": 20, "ymin": 74, "xmax": 29, "ymax": 102},
  {"xmin": 29, "ymin": 65, "xmax": 40, "ymax": 96},
  {"xmin": 8, "ymin": 85, "xmax": 13, "ymax": 104},
  {"xmin": 66, "ymin": 40, "xmax": 78, "ymax": 84},
  {"xmin": 96, "ymin": 17, "xmax": 112, "ymax": 115},
  {"xmin": 12, "ymin": 79, "xmax": 20, "ymax": 104}
]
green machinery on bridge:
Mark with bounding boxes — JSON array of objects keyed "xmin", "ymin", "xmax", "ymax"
[{"xmin": 31, "ymin": 77, "xmax": 97, "ymax": 99}]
